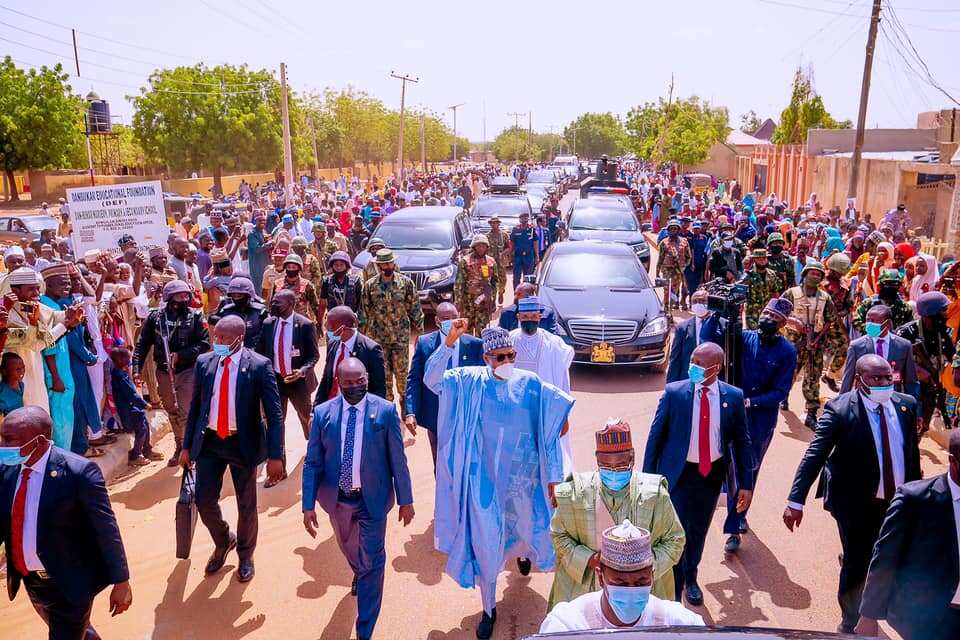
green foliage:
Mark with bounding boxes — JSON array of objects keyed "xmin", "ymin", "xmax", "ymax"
[
  {"xmin": 740, "ymin": 110, "xmax": 763, "ymax": 133},
  {"xmin": 772, "ymin": 67, "xmax": 851, "ymax": 144},
  {"xmin": 0, "ymin": 57, "xmax": 85, "ymax": 199},
  {"xmin": 490, "ymin": 126, "xmax": 541, "ymax": 162},
  {"xmin": 562, "ymin": 112, "xmax": 625, "ymax": 158},
  {"xmin": 624, "ymin": 96, "xmax": 730, "ymax": 166}
]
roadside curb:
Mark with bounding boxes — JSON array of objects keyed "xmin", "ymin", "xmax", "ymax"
[{"xmin": 96, "ymin": 410, "xmax": 173, "ymax": 485}]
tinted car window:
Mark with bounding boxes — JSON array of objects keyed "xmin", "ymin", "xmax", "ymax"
[
  {"xmin": 526, "ymin": 171, "xmax": 557, "ymax": 184},
  {"xmin": 375, "ymin": 222, "xmax": 453, "ymax": 250},
  {"xmin": 23, "ymin": 216, "xmax": 58, "ymax": 232},
  {"xmin": 545, "ymin": 253, "xmax": 649, "ymax": 288},
  {"xmin": 474, "ymin": 198, "xmax": 530, "ymax": 217},
  {"xmin": 569, "ymin": 208, "xmax": 638, "ymax": 231}
]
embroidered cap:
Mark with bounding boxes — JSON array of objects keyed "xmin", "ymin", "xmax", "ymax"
[
  {"xmin": 517, "ymin": 296, "xmax": 540, "ymax": 313},
  {"xmin": 764, "ymin": 297, "xmax": 794, "ymax": 321},
  {"xmin": 601, "ymin": 519, "xmax": 654, "ymax": 571},
  {"xmin": 481, "ymin": 326, "xmax": 513, "ymax": 354},
  {"xmin": 595, "ymin": 418, "xmax": 632, "ymax": 453}
]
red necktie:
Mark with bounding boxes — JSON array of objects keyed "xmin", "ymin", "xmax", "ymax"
[
  {"xmin": 876, "ymin": 338, "xmax": 884, "ymax": 357},
  {"xmin": 217, "ymin": 357, "xmax": 232, "ymax": 438},
  {"xmin": 11, "ymin": 467, "xmax": 32, "ymax": 576},
  {"xmin": 328, "ymin": 344, "xmax": 347, "ymax": 400},
  {"xmin": 878, "ymin": 407, "xmax": 896, "ymax": 500},
  {"xmin": 698, "ymin": 387, "xmax": 712, "ymax": 477},
  {"xmin": 277, "ymin": 322, "xmax": 288, "ymax": 377}
]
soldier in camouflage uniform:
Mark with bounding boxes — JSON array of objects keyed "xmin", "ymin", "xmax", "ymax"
[
  {"xmin": 291, "ymin": 236, "xmax": 324, "ymax": 295},
  {"xmin": 310, "ymin": 221, "xmax": 339, "ymax": 274},
  {"xmin": 820, "ymin": 252, "xmax": 854, "ymax": 392},
  {"xmin": 362, "ymin": 237, "xmax": 389, "ymax": 283},
  {"xmin": 486, "ymin": 216, "xmax": 511, "ymax": 305},
  {"xmin": 359, "ymin": 248, "xmax": 424, "ymax": 403},
  {"xmin": 853, "ymin": 268, "xmax": 915, "ymax": 333},
  {"xmin": 655, "ymin": 218, "xmax": 691, "ymax": 312},
  {"xmin": 272, "ymin": 253, "xmax": 321, "ymax": 322},
  {"xmin": 454, "ymin": 234, "xmax": 499, "ymax": 336},
  {"xmin": 765, "ymin": 232, "xmax": 795, "ymax": 294},
  {"xmin": 782, "ymin": 261, "xmax": 837, "ymax": 429},
  {"xmin": 743, "ymin": 248, "xmax": 782, "ymax": 329}
]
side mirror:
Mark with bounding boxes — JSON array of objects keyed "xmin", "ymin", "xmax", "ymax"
[
  {"xmin": 654, "ymin": 277, "xmax": 667, "ymax": 288},
  {"xmin": 460, "ymin": 237, "xmax": 472, "ymax": 251},
  {"xmin": 641, "ymin": 223, "xmax": 653, "ymax": 232}
]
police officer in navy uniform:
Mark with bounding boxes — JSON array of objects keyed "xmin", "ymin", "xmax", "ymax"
[
  {"xmin": 209, "ymin": 276, "xmax": 269, "ymax": 349},
  {"xmin": 510, "ymin": 211, "xmax": 539, "ymax": 288}
]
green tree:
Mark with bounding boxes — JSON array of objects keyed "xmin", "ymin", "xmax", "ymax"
[
  {"xmin": 130, "ymin": 64, "xmax": 282, "ymax": 194},
  {"xmin": 624, "ymin": 96, "xmax": 730, "ymax": 165},
  {"xmin": 739, "ymin": 110, "xmax": 763, "ymax": 133},
  {"xmin": 563, "ymin": 112, "xmax": 625, "ymax": 158},
  {"xmin": 491, "ymin": 126, "xmax": 541, "ymax": 162},
  {"xmin": 0, "ymin": 57, "xmax": 85, "ymax": 200},
  {"xmin": 772, "ymin": 67, "xmax": 851, "ymax": 144}
]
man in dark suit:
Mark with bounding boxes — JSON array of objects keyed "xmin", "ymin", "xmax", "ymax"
[
  {"xmin": 643, "ymin": 342, "xmax": 753, "ymax": 606},
  {"xmin": 784, "ymin": 353, "xmax": 921, "ymax": 634},
  {"xmin": 1, "ymin": 406, "xmax": 132, "ymax": 638},
  {"xmin": 315, "ymin": 305, "xmax": 386, "ymax": 404},
  {"xmin": 181, "ymin": 315, "xmax": 284, "ymax": 583},
  {"xmin": 404, "ymin": 302, "xmax": 484, "ymax": 469},
  {"xmin": 840, "ymin": 304, "xmax": 920, "ymax": 404},
  {"xmin": 258, "ymin": 290, "xmax": 320, "ymax": 487},
  {"xmin": 498, "ymin": 282, "xmax": 558, "ymax": 334},
  {"xmin": 302, "ymin": 357, "xmax": 414, "ymax": 640},
  {"xmin": 665, "ymin": 288, "xmax": 727, "ymax": 383}
]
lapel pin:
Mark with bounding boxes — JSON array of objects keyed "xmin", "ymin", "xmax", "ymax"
[
  {"xmin": 900, "ymin": 405, "xmax": 907, "ymax": 412},
  {"xmin": 50, "ymin": 470, "xmax": 58, "ymax": 478},
  {"xmin": 722, "ymin": 402, "xmax": 728, "ymax": 408}
]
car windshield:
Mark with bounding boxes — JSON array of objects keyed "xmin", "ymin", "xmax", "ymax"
[
  {"xmin": 569, "ymin": 208, "xmax": 638, "ymax": 231},
  {"xmin": 374, "ymin": 222, "xmax": 453, "ymax": 250},
  {"xmin": 474, "ymin": 198, "xmax": 530, "ymax": 217},
  {"xmin": 23, "ymin": 216, "xmax": 59, "ymax": 232},
  {"xmin": 524, "ymin": 184, "xmax": 549, "ymax": 196},
  {"xmin": 545, "ymin": 253, "xmax": 649, "ymax": 288},
  {"xmin": 526, "ymin": 171, "xmax": 556, "ymax": 184}
]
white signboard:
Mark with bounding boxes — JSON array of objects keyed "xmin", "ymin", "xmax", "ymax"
[{"xmin": 66, "ymin": 180, "xmax": 167, "ymax": 256}]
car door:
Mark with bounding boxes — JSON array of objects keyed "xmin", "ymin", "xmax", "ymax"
[{"xmin": 0, "ymin": 218, "xmax": 11, "ymax": 245}]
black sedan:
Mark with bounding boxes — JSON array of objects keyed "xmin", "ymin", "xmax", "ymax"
[
  {"xmin": 564, "ymin": 199, "xmax": 650, "ymax": 270},
  {"xmin": 537, "ymin": 241, "xmax": 670, "ymax": 368}
]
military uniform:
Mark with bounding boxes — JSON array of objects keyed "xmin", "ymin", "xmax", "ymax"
[
  {"xmin": 854, "ymin": 295, "xmax": 915, "ymax": 333},
  {"xmin": 744, "ymin": 267, "xmax": 782, "ymax": 329},
  {"xmin": 510, "ymin": 222, "xmax": 538, "ymax": 286},
  {"xmin": 210, "ymin": 300, "xmax": 269, "ymax": 349},
  {"xmin": 656, "ymin": 233, "xmax": 691, "ymax": 312},
  {"xmin": 765, "ymin": 234, "xmax": 794, "ymax": 294},
  {"xmin": 300, "ymin": 250, "xmax": 325, "ymax": 293},
  {"xmin": 454, "ymin": 250, "xmax": 499, "ymax": 336},
  {"xmin": 821, "ymin": 275, "xmax": 853, "ymax": 385},
  {"xmin": 898, "ymin": 318, "xmax": 954, "ymax": 431},
  {"xmin": 486, "ymin": 225, "xmax": 511, "ymax": 303},
  {"xmin": 273, "ymin": 276, "xmax": 321, "ymax": 322},
  {"xmin": 782, "ymin": 279, "xmax": 836, "ymax": 424},
  {"xmin": 359, "ymin": 273, "xmax": 424, "ymax": 403}
]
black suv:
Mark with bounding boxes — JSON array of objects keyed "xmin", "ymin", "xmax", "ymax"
[{"xmin": 471, "ymin": 177, "xmax": 533, "ymax": 234}]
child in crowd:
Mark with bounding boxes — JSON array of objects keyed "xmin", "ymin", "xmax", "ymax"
[
  {"xmin": 109, "ymin": 346, "xmax": 163, "ymax": 467},
  {"xmin": 0, "ymin": 352, "xmax": 25, "ymax": 417}
]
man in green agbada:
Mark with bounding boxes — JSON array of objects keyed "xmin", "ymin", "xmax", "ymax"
[{"xmin": 548, "ymin": 419, "xmax": 685, "ymax": 610}]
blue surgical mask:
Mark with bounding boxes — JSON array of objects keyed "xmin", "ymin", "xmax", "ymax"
[
  {"xmin": 212, "ymin": 344, "xmax": 232, "ymax": 357},
  {"xmin": 326, "ymin": 330, "xmax": 339, "ymax": 342},
  {"xmin": 599, "ymin": 469, "xmax": 632, "ymax": 492},
  {"xmin": 864, "ymin": 322, "xmax": 884, "ymax": 338},
  {"xmin": 688, "ymin": 363, "xmax": 706, "ymax": 384},
  {"xmin": 439, "ymin": 319, "xmax": 453, "ymax": 335},
  {"xmin": 866, "ymin": 384, "xmax": 895, "ymax": 404},
  {"xmin": 605, "ymin": 584, "xmax": 651, "ymax": 624},
  {"xmin": 0, "ymin": 446, "xmax": 28, "ymax": 466}
]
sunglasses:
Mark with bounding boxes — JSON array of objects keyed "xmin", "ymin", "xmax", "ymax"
[{"xmin": 491, "ymin": 352, "xmax": 516, "ymax": 363}]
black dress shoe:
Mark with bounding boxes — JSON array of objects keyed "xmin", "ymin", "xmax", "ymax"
[
  {"xmin": 516, "ymin": 557, "xmax": 531, "ymax": 576},
  {"xmin": 724, "ymin": 534, "xmax": 741, "ymax": 554},
  {"xmin": 738, "ymin": 519, "xmax": 749, "ymax": 534},
  {"xmin": 804, "ymin": 412, "xmax": 819, "ymax": 430},
  {"xmin": 476, "ymin": 608, "xmax": 497, "ymax": 639},
  {"xmin": 780, "ymin": 400, "xmax": 789, "ymax": 411},
  {"xmin": 837, "ymin": 622, "xmax": 856, "ymax": 634},
  {"xmin": 205, "ymin": 532, "xmax": 237, "ymax": 575},
  {"xmin": 237, "ymin": 559, "xmax": 254, "ymax": 583},
  {"xmin": 685, "ymin": 582, "xmax": 704, "ymax": 606},
  {"xmin": 351, "ymin": 575, "xmax": 358, "ymax": 596}
]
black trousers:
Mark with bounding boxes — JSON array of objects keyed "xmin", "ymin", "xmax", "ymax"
[
  {"xmin": 195, "ymin": 431, "xmax": 259, "ymax": 561},
  {"xmin": 427, "ymin": 429, "xmax": 438, "ymax": 476},
  {"xmin": 671, "ymin": 461, "xmax": 726, "ymax": 599},
  {"xmin": 278, "ymin": 378, "xmax": 313, "ymax": 438},
  {"xmin": 835, "ymin": 499, "xmax": 889, "ymax": 629},
  {"xmin": 23, "ymin": 573, "xmax": 98, "ymax": 640}
]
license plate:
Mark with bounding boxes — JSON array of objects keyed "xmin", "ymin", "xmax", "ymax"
[{"xmin": 591, "ymin": 342, "xmax": 615, "ymax": 363}]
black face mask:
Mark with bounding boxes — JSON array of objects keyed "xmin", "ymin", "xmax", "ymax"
[
  {"xmin": 285, "ymin": 270, "xmax": 300, "ymax": 279},
  {"xmin": 758, "ymin": 318, "xmax": 780, "ymax": 338},
  {"xmin": 768, "ymin": 245, "xmax": 784, "ymax": 255},
  {"xmin": 520, "ymin": 320, "xmax": 538, "ymax": 335},
  {"xmin": 341, "ymin": 382, "xmax": 367, "ymax": 405},
  {"xmin": 879, "ymin": 284, "xmax": 900, "ymax": 300},
  {"xmin": 380, "ymin": 267, "xmax": 395, "ymax": 277},
  {"xmin": 168, "ymin": 301, "xmax": 188, "ymax": 314},
  {"xmin": 231, "ymin": 297, "xmax": 249, "ymax": 309}
]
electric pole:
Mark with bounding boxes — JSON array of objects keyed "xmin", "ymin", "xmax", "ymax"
[
  {"xmin": 72, "ymin": 29, "xmax": 95, "ymax": 186},
  {"xmin": 508, "ymin": 112, "xmax": 527, "ymax": 162},
  {"xmin": 448, "ymin": 103, "xmax": 465, "ymax": 164},
  {"xmin": 482, "ymin": 100, "xmax": 487, "ymax": 159},
  {"xmin": 848, "ymin": 0, "xmax": 882, "ymax": 201},
  {"xmin": 420, "ymin": 113, "xmax": 426, "ymax": 171},
  {"xmin": 280, "ymin": 62, "xmax": 294, "ymax": 204},
  {"xmin": 391, "ymin": 72, "xmax": 419, "ymax": 180}
]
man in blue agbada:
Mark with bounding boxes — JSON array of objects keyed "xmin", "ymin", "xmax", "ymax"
[{"xmin": 425, "ymin": 321, "xmax": 574, "ymax": 640}]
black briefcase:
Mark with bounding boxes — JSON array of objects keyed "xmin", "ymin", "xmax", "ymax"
[{"xmin": 175, "ymin": 466, "xmax": 198, "ymax": 559}]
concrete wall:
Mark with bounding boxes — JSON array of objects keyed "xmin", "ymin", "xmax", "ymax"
[
  {"xmin": 684, "ymin": 142, "xmax": 738, "ymax": 179},
  {"xmin": 806, "ymin": 128, "xmax": 938, "ymax": 156},
  {"xmin": 809, "ymin": 156, "xmax": 903, "ymax": 219}
]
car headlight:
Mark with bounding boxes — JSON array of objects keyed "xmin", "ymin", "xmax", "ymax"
[
  {"xmin": 427, "ymin": 265, "xmax": 455, "ymax": 284},
  {"xmin": 638, "ymin": 316, "xmax": 668, "ymax": 337},
  {"xmin": 554, "ymin": 320, "xmax": 567, "ymax": 337},
  {"xmin": 631, "ymin": 243, "xmax": 649, "ymax": 256}
]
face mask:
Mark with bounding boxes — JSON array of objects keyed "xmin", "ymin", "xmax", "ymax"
[
  {"xmin": 722, "ymin": 240, "xmax": 733, "ymax": 249},
  {"xmin": 439, "ymin": 319, "xmax": 453, "ymax": 335},
  {"xmin": 688, "ymin": 363, "xmax": 707, "ymax": 384},
  {"xmin": 520, "ymin": 320, "xmax": 538, "ymax": 335},
  {"xmin": 879, "ymin": 285, "xmax": 899, "ymax": 300},
  {"xmin": 769, "ymin": 245, "xmax": 783, "ymax": 255},
  {"xmin": 691, "ymin": 303, "xmax": 709, "ymax": 318},
  {"xmin": 758, "ymin": 317, "xmax": 780, "ymax": 337},
  {"xmin": 803, "ymin": 276, "xmax": 821, "ymax": 288},
  {"xmin": 168, "ymin": 301, "xmax": 187, "ymax": 314},
  {"xmin": 285, "ymin": 270, "xmax": 300, "ymax": 279},
  {"xmin": 0, "ymin": 446, "xmax": 29, "ymax": 466},
  {"xmin": 380, "ymin": 267, "xmax": 395, "ymax": 277},
  {"xmin": 599, "ymin": 469, "xmax": 632, "ymax": 491},
  {"xmin": 341, "ymin": 382, "xmax": 367, "ymax": 404},
  {"xmin": 865, "ymin": 384, "xmax": 895, "ymax": 404},
  {"xmin": 493, "ymin": 362, "xmax": 515, "ymax": 380},
  {"xmin": 605, "ymin": 584, "xmax": 651, "ymax": 625},
  {"xmin": 864, "ymin": 321, "xmax": 885, "ymax": 338},
  {"xmin": 212, "ymin": 337, "xmax": 240, "ymax": 358}
]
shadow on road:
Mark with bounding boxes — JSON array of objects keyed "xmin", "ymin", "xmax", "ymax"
[
  {"xmin": 258, "ymin": 458, "xmax": 304, "ymax": 518},
  {"xmin": 392, "ymin": 521, "xmax": 445, "ymax": 586},
  {"xmin": 570, "ymin": 365, "xmax": 665, "ymax": 394},
  {"xmin": 293, "ymin": 534, "xmax": 353, "ymax": 599},
  {"xmin": 110, "ymin": 465, "xmax": 181, "ymax": 511},
  {"xmin": 318, "ymin": 593, "xmax": 358, "ymax": 640},
  {"xmin": 427, "ymin": 571, "xmax": 547, "ymax": 640},
  {"xmin": 779, "ymin": 409, "xmax": 815, "ymax": 445}
]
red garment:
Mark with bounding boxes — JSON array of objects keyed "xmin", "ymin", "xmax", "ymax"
[
  {"xmin": 328, "ymin": 343, "xmax": 347, "ymax": 400},
  {"xmin": 10, "ymin": 468, "xmax": 32, "ymax": 576},
  {"xmin": 217, "ymin": 357, "xmax": 232, "ymax": 438},
  {"xmin": 698, "ymin": 387, "xmax": 711, "ymax": 477}
]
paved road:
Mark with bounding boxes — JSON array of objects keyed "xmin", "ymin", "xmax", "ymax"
[{"xmin": 3, "ymin": 190, "xmax": 938, "ymax": 639}]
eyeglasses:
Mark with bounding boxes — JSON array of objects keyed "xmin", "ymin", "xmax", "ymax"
[{"xmin": 492, "ymin": 352, "xmax": 516, "ymax": 363}]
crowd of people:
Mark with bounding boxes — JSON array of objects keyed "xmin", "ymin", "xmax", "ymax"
[{"xmin": 1, "ymin": 162, "xmax": 959, "ymax": 640}]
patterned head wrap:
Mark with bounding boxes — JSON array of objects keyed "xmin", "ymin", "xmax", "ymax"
[{"xmin": 601, "ymin": 519, "xmax": 653, "ymax": 571}]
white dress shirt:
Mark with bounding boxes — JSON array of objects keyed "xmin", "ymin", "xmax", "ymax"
[
  {"xmin": 15, "ymin": 446, "xmax": 52, "ymax": 572},
  {"xmin": 273, "ymin": 315, "xmax": 294, "ymax": 375},
  {"xmin": 208, "ymin": 348, "xmax": 243, "ymax": 434},
  {"xmin": 329, "ymin": 331, "xmax": 359, "ymax": 398},
  {"xmin": 687, "ymin": 381, "xmax": 722, "ymax": 463},
  {"xmin": 872, "ymin": 335, "xmax": 888, "ymax": 360},
  {"xmin": 947, "ymin": 474, "xmax": 960, "ymax": 605},
  {"xmin": 860, "ymin": 391, "xmax": 906, "ymax": 500},
  {"xmin": 340, "ymin": 395, "xmax": 367, "ymax": 488},
  {"xmin": 694, "ymin": 316, "xmax": 704, "ymax": 346}
]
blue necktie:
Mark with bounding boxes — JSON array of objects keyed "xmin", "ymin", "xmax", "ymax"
[{"xmin": 339, "ymin": 406, "xmax": 358, "ymax": 492}]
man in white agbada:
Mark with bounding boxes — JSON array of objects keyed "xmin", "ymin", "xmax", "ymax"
[
  {"xmin": 540, "ymin": 519, "xmax": 704, "ymax": 632},
  {"xmin": 510, "ymin": 295, "xmax": 575, "ymax": 474}
]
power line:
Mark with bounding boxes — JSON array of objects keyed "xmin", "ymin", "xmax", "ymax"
[
  {"xmin": 756, "ymin": 0, "xmax": 960, "ymax": 31},
  {"xmin": 196, "ymin": 0, "xmax": 269, "ymax": 37},
  {"xmin": 819, "ymin": 0, "xmax": 960, "ymax": 11},
  {"xmin": 882, "ymin": 1, "xmax": 960, "ymax": 104}
]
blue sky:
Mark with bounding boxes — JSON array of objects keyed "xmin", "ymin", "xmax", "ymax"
[{"xmin": 3, "ymin": 0, "xmax": 958, "ymax": 141}]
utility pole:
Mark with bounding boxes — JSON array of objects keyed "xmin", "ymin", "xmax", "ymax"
[
  {"xmin": 307, "ymin": 116, "xmax": 320, "ymax": 180},
  {"xmin": 280, "ymin": 62, "xmax": 294, "ymax": 204},
  {"xmin": 448, "ymin": 103, "xmax": 465, "ymax": 164},
  {"xmin": 419, "ymin": 113, "xmax": 426, "ymax": 171},
  {"xmin": 72, "ymin": 29, "xmax": 95, "ymax": 186},
  {"xmin": 482, "ymin": 100, "xmax": 487, "ymax": 159},
  {"xmin": 508, "ymin": 111, "xmax": 527, "ymax": 162},
  {"xmin": 391, "ymin": 71, "xmax": 419, "ymax": 180},
  {"xmin": 847, "ymin": 0, "xmax": 882, "ymax": 201}
]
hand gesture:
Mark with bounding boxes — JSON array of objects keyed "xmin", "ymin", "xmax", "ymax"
[
  {"xmin": 0, "ymin": 305, "xmax": 9, "ymax": 331},
  {"xmin": 403, "ymin": 415, "xmax": 417, "ymax": 437},
  {"xmin": 266, "ymin": 458, "xmax": 284, "ymax": 482},
  {"xmin": 64, "ymin": 304, "xmax": 84, "ymax": 328},
  {"xmin": 736, "ymin": 489, "xmax": 753, "ymax": 513},
  {"xmin": 303, "ymin": 509, "xmax": 319, "ymax": 538},
  {"xmin": 782, "ymin": 505, "xmax": 803, "ymax": 531},
  {"xmin": 444, "ymin": 318, "xmax": 469, "ymax": 347},
  {"xmin": 109, "ymin": 581, "xmax": 133, "ymax": 617},
  {"xmin": 398, "ymin": 504, "xmax": 415, "ymax": 527},
  {"xmin": 178, "ymin": 449, "xmax": 191, "ymax": 470},
  {"xmin": 3, "ymin": 292, "xmax": 17, "ymax": 310},
  {"xmin": 283, "ymin": 369, "xmax": 304, "ymax": 384}
]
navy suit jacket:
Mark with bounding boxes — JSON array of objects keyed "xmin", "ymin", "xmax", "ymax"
[
  {"xmin": 665, "ymin": 314, "xmax": 727, "ymax": 383},
  {"xmin": 302, "ymin": 394, "xmax": 413, "ymax": 520},
  {"xmin": 840, "ymin": 334, "xmax": 920, "ymax": 405},
  {"xmin": 642, "ymin": 380, "xmax": 753, "ymax": 492},
  {"xmin": 184, "ymin": 348, "xmax": 284, "ymax": 466},
  {"xmin": 258, "ymin": 313, "xmax": 320, "ymax": 393},
  {"xmin": 0, "ymin": 447, "xmax": 129, "ymax": 605},
  {"xmin": 498, "ymin": 304, "xmax": 558, "ymax": 334},
  {"xmin": 315, "ymin": 332, "xmax": 386, "ymax": 405},
  {"xmin": 405, "ymin": 331, "xmax": 484, "ymax": 432}
]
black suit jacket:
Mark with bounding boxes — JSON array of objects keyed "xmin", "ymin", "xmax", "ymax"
[
  {"xmin": 184, "ymin": 348, "xmax": 284, "ymax": 466},
  {"xmin": 860, "ymin": 474, "xmax": 960, "ymax": 638},
  {"xmin": 665, "ymin": 314, "xmax": 727, "ymax": 383},
  {"xmin": 788, "ymin": 390, "xmax": 921, "ymax": 520},
  {"xmin": 258, "ymin": 313, "xmax": 320, "ymax": 393},
  {"xmin": 314, "ymin": 332, "xmax": 386, "ymax": 404},
  {"xmin": 0, "ymin": 447, "xmax": 129, "ymax": 605}
]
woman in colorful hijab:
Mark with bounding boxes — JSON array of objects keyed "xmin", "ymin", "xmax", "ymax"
[
  {"xmin": 867, "ymin": 241, "xmax": 895, "ymax": 296},
  {"xmin": 909, "ymin": 253, "xmax": 939, "ymax": 301}
]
